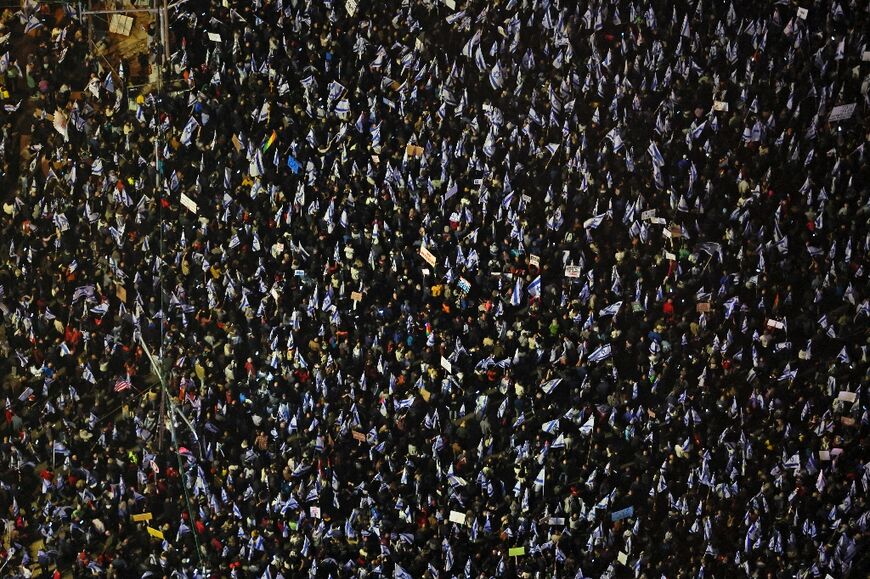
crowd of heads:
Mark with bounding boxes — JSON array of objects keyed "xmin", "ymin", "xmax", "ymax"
[{"xmin": 0, "ymin": 0, "xmax": 868, "ymax": 577}]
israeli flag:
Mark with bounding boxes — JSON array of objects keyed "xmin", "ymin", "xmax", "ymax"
[
  {"xmin": 648, "ymin": 141, "xmax": 665, "ymax": 167},
  {"xmin": 541, "ymin": 419, "xmax": 559, "ymax": 434},
  {"xmin": 783, "ymin": 453, "xmax": 800, "ymax": 470},
  {"xmin": 579, "ymin": 415, "xmax": 595, "ymax": 436},
  {"xmin": 489, "ymin": 60, "xmax": 504, "ymax": 90},
  {"xmin": 25, "ymin": 15, "xmax": 44, "ymax": 33},
  {"xmin": 180, "ymin": 116, "xmax": 199, "ymax": 146},
  {"xmin": 534, "ymin": 466, "xmax": 546, "ymax": 488},
  {"xmin": 335, "ymin": 99, "xmax": 350, "ymax": 117},
  {"xmin": 598, "ymin": 301, "xmax": 623, "ymax": 317},
  {"xmin": 508, "ymin": 277, "xmax": 523, "ymax": 306},
  {"xmin": 394, "ymin": 396, "xmax": 415, "ymax": 411},
  {"xmin": 587, "ymin": 344, "xmax": 612, "ymax": 363},
  {"xmin": 583, "ymin": 213, "xmax": 607, "ymax": 229},
  {"xmin": 528, "ymin": 275, "xmax": 541, "ymax": 298},
  {"xmin": 540, "ymin": 378, "xmax": 561, "ymax": 395}
]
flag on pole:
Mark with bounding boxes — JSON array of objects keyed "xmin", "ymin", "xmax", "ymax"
[
  {"xmin": 261, "ymin": 130, "xmax": 277, "ymax": 152},
  {"xmin": 114, "ymin": 377, "xmax": 132, "ymax": 392},
  {"xmin": 510, "ymin": 277, "xmax": 523, "ymax": 306}
]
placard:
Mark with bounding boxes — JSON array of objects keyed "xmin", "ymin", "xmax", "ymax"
[
  {"xmin": 548, "ymin": 517, "xmax": 565, "ymax": 526},
  {"xmin": 818, "ymin": 450, "xmax": 830, "ymax": 461},
  {"xmin": 617, "ymin": 552, "xmax": 629, "ymax": 565},
  {"xmin": 146, "ymin": 526, "xmax": 164, "ymax": 539},
  {"xmin": 828, "ymin": 103, "xmax": 856, "ymax": 122},
  {"xmin": 529, "ymin": 254, "xmax": 540, "ymax": 268},
  {"xmin": 180, "ymin": 192, "xmax": 198, "ymax": 214},
  {"xmin": 419, "ymin": 244, "xmax": 437, "ymax": 266},
  {"xmin": 350, "ymin": 291, "xmax": 363, "ymax": 302},
  {"xmin": 207, "ymin": 32, "xmax": 222, "ymax": 42},
  {"xmin": 352, "ymin": 431, "xmax": 366, "ymax": 442},
  {"xmin": 696, "ymin": 302, "xmax": 711, "ymax": 313},
  {"xmin": 405, "ymin": 144, "xmax": 424, "ymax": 158},
  {"xmin": 664, "ymin": 251, "xmax": 676, "ymax": 261},
  {"xmin": 641, "ymin": 209, "xmax": 656, "ymax": 220},
  {"xmin": 116, "ymin": 284, "xmax": 127, "ymax": 304},
  {"xmin": 132, "ymin": 512, "xmax": 153, "ymax": 522},
  {"xmin": 457, "ymin": 277, "xmax": 471, "ymax": 294},
  {"xmin": 441, "ymin": 356, "xmax": 452, "ymax": 374},
  {"xmin": 766, "ymin": 319, "xmax": 785, "ymax": 330},
  {"xmin": 508, "ymin": 547, "xmax": 525, "ymax": 557},
  {"xmin": 712, "ymin": 101, "xmax": 729, "ymax": 112},
  {"xmin": 346, "ymin": 0, "xmax": 358, "ymax": 17},
  {"xmin": 443, "ymin": 0, "xmax": 456, "ymax": 9},
  {"xmin": 565, "ymin": 265, "xmax": 582, "ymax": 278},
  {"xmin": 796, "ymin": 7, "xmax": 808, "ymax": 19},
  {"xmin": 448, "ymin": 510, "xmax": 466, "ymax": 525},
  {"xmin": 837, "ymin": 391, "xmax": 857, "ymax": 403},
  {"xmin": 310, "ymin": 506, "xmax": 321, "ymax": 519}
]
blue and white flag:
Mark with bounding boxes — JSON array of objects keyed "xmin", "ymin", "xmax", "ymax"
[
  {"xmin": 510, "ymin": 277, "xmax": 523, "ymax": 306},
  {"xmin": 542, "ymin": 418, "xmax": 559, "ymax": 434},
  {"xmin": 489, "ymin": 60, "xmax": 504, "ymax": 90},
  {"xmin": 579, "ymin": 415, "xmax": 595, "ymax": 435},
  {"xmin": 648, "ymin": 141, "xmax": 665, "ymax": 167},
  {"xmin": 180, "ymin": 116, "xmax": 199, "ymax": 146},
  {"xmin": 587, "ymin": 344, "xmax": 612, "ymax": 363},
  {"xmin": 25, "ymin": 15, "xmax": 44, "ymax": 33},
  {"xmin": 540, "ymin": 378, "xmax": 561, "ymax": 395},
  {"xmin": 598, "ymin": 301, "xmax": 623, "ymax": 317},
  {"xmin": 583, "ymin": 213, "xmax": 607, "ymax": 229},
  {"xmin": 528, "ymin": 275, "xmax": 541, "ymax": 298},
  {"xmin": 534, "ymin": 465, "xmax": 546, "ymax": 488}
]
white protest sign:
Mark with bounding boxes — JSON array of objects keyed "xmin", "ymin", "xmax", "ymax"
[
  {"xmin": 641, "ymin": 209, "xmax": 656, "ymax": 220},
  {"xmin": 448, "ymin": 510, "xmax": 466, "ymax": 525},
  {"xmin": 796, "ymin": 7, "xmax": 808, "ymax": 20},
  {"xmin": 828, "ymin": 103, "xmax": 856, "ymax": 122},
  {"xmin": 346, "ymin": 0, "xmax": 358, "ymax": 17},
  {"xmin": 207, "ymin": 32, "xmax": 222, "ymax": 43},
  {"xmin": 441, "ymin": 356, "xmax": 452, "ymax": 374},
  {"xmin": 712, "ymin": 101, "xmax": 729, "ymax": 112},
  {"xmin": 180, "ymin": 192, "xmax": 198, "ymax": 214},
  {"xmin": 529, "ymin": 254, "xmax": 540, "ymax": 268},
  {"xmin": 564, "ymin": 265, "xmax": 582, "ymax": 278},
  {"xmin": 837, "ymin": 391, "xmax": 857, "ymax": 403}
]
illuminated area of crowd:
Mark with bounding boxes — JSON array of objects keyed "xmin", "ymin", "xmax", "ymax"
[{"xmin": 0, "ymin": 0, "xmax": 867, "ymax": 577}]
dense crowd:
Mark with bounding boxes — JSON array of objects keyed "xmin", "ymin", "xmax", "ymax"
[{"xmin": 0, "ymin": 0, "xmax": 868, "ymax": 577}]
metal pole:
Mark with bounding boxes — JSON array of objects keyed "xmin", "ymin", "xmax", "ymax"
[
  {"xmin": 138, "ymin": 335, "xmax": 204, "ymax": 571},
  {"xmin": 162, "ymin": 0, "xmax": 170, "ymax": 64},
  {"xmin": 78, "ymin": 7, "xmax": 160, "ymax": 14}
]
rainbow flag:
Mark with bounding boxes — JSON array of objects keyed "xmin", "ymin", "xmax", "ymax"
[{"xmin": 261, "ymin": 130, "xmax": 277, "ymax": 152}]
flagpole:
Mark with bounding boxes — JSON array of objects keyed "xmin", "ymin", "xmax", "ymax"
[{"xmin": 139, "ymin": 334, "xmax": 204, "ymax": 571}]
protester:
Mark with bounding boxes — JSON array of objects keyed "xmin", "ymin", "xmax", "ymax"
[{"xmin": 0, "ymin": 0, "xmax": 868, "ymax": 577}]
